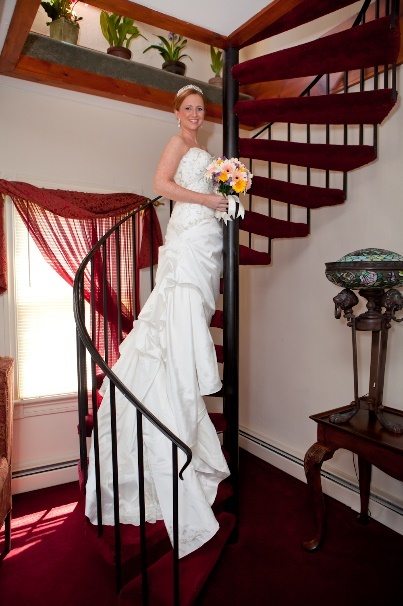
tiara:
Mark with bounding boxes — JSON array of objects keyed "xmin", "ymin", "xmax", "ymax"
[{"xmin": 176, "ymin": 84, "xmax": 203, "ymax": 97}]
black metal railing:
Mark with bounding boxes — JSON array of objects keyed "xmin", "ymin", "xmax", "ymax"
[
  {"xmin": 243, "ymin": 0, "xmax": 400, "ymax": 258},
  {"xmin": 73, "ymin": 197, "xmax": 192, "ymax": 604}
]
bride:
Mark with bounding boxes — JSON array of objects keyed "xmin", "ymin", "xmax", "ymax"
[{"xmin": 85, "ymin": 84, "xmax": 230, "ymax": 558}]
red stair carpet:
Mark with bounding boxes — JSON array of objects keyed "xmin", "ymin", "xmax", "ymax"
[
  {"xmin": 232, "ymin": 17, "xmax": 400, "ymax": 84},
  {"xmin": 1, "ymin": 450, "xmax": 402, "ymax": 606}
]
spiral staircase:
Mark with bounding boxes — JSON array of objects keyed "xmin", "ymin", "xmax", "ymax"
[{"xmin": 74, "ymin": 1, "xmax": 401, "ymax": 604}]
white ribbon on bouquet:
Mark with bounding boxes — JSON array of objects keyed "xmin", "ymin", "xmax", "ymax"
[{"xmin": 215, "ymin": 194, "xmax": 245, "ymax": 225}]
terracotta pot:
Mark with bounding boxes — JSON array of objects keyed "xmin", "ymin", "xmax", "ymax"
[
  {"xmin": 162, "ymin": 61, "xmax": 186, "ymax": 76},
  {"xmin": 208, "ymin": 76, "xmax": 223, "ymax": 88},
  {"xmin": 107, "ymin": 46, "xmax": 132, "ymax": 60},
  {"xmin": 49, "ymin": 17, "xmax": 79, "ymax": 45}
]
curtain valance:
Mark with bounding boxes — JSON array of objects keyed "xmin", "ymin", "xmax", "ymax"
[{"xmin": 0, "ymin": 179, "xmax": 163, "ymax": 294}]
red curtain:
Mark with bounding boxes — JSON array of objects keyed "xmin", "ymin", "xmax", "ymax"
[{"xmin": 0, "ymin": 180, "xmax": 163, "ymax": 368}]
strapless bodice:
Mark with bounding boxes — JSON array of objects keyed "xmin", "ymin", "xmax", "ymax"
[{"xmin": 169, "ymin": 148, "xmax": 217, "ymax": 232}]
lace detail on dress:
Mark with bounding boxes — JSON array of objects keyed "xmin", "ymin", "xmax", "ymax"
[
  {"xmin": 170, "ymin": 148, "xmax": 217, "ymax": 233},
  {"xmin": 166, "ymin": 523, "xmax": 218, "ymax": 558}
]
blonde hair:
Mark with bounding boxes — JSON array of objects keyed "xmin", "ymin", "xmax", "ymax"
[{"xmin": 174, "ymin": 85, "xmax": 204, "ymax": 111}]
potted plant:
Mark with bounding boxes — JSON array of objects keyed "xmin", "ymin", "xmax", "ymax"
[
  {"xmin": 100, "ymin": 11, "xmax": 146, "ymax": 60},
  {"xmin": 209, "ymin": 46, "xmax": 223, "ymax": 87},
  {"xmin": 143, "ymin": 32, "xmax": 191, "ymax": 76},
  {"xmin": 41, "ymin": 0, "xmax": 82, "ymax": 45}
]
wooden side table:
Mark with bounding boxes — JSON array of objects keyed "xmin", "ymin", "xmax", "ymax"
[{"xmin": 303, "ymin": 403, "xmax": 403, "ymax": 551}]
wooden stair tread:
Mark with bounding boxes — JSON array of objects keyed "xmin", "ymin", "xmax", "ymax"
[
  {"xmin": 210, "ymin": 309, "xmax": 223, "ymax": 328},
  {"xmin": 249, "ymin": 176, "xmax": 345, "ymax": 209},
  {"xmin": 214, "ymin": 344, "xmax": 224, "ymax": 364},
  {"xmin": 242, "ymin": 209, "xmax": 309, "ymax": 239},
  {"xmin": 239, "ymin": 245, "xmax": 271, "ymax": 266},
  {"xmin": 235, "ymin": 89, "xmax": 397, "ymax": 127},
  {"xmin": 240, "ymin": 138, "xmax": 376, "ymax": 171},
  {"xmin": 233, "ymin": 17, "xmax": 400, "ymax": 85},
  {"xmin": 209, "ymin": 412, "xmax": 226, "ymax": 432}
]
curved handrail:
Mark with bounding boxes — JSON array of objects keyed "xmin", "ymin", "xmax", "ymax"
[{"xmin": 73, "ymin": 196, "xmax": 192, "ymax": 479}]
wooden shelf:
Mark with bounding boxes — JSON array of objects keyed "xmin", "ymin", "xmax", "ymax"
[{"xmin": 11, "ymin": 33, "xmax": 240, "ymax": 122}]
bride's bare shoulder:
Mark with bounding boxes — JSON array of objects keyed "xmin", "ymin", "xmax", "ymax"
[{"xmin": 163, "ymin": 135, "xmax": 188, "ymax": 157}]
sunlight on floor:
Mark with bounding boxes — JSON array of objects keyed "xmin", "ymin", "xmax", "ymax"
[{"xmin": 0, "ymin": 501, "xmax": 78, "ymax": 559}]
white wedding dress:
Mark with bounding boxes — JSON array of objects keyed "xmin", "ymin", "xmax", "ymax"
[{"xmin": 85, "ymin": 147, "xmax": 230, "ymax": 558}]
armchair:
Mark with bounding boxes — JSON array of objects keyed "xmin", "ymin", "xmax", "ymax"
[{"xmin": 0, "ymin": 357, "xmax": 14, "ymax": 559}]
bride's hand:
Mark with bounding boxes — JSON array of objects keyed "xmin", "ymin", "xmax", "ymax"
[{"xmin": 204, "ymin": 194, "xmax": 228, "ymax": 212}]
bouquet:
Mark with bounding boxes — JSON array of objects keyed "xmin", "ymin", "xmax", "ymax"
[{"xmin": 205, "ymin": 157, "xmax": 253, "ymax": 224}]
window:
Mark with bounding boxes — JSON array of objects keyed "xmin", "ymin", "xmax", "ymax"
[{"xmin": 14, "ymin": 211, "xmax": 80, "ymax": 399}]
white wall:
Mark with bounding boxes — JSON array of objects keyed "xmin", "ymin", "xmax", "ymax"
[
  {"xmin": 1, "ymin": 4, "xmax": 402, "ymax": 534},
  {"xmin": 0, "ymin": 74, "xmax": 223, "ymax": 492},
  {"xmin": 239, "ymin": 66, "xmax": 403, "ymax": 534}
]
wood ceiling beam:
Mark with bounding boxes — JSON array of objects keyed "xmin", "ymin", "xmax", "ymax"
[
  {"xmin": 228, "ymin": 0, "xmax": 307, "ymax": 49},
  {"xmin": 228, "ymin": 0, "xmax": 366, "ymax": 49},
  {"xmin": 84, "ymin": 0, "xmax": 228, "ymax": 48},
  {"xmin": 0, "ymin": 0, "xmax": 41, "ymax": 73}
]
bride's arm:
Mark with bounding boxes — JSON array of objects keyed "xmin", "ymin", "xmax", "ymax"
[{"xmin": 153, "ymin": 136, "xmax": 228, "ymax": 212}]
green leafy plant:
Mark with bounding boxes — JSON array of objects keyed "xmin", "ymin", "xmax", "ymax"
[
  {"xmin": 100, "ymin": 11, "xmax": 146, "ymax": 49},
  {"xmin": 143, "ymin": 32, "xmax": 191, "ymax": 63},
  {"xmin": 210, "ymin": 46, "xmax": 223, "ymax": 77},
  {"xmin": 41, "ymin": 0, "xmax": 82, "ymax": 25}
]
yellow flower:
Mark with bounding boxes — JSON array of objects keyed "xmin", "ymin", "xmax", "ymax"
[
  {"xmin": 219, "ymin": 171, "xmax": 229, "ymax": 182},
  {"xmin": 233, "ymin": 179, "xmax": 246, "ymax": 194}
]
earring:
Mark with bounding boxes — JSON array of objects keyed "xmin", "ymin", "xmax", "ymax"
[{"xmin": 177, "ymin": 118, "xmax": 181, "ymax": 128}]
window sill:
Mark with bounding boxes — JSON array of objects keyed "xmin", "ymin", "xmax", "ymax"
[{"xmin": 14, "ymin": 393, "xmax": 78, "ymax": 419}]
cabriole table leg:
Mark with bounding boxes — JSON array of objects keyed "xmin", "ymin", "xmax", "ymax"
[{"xmin": 302, "ymin": 441, "xmax": 336, "ymax": 551}]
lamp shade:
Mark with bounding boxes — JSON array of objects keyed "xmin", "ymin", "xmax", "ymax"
[{"xmin": 325, "ymin": 247, "xmax": 403, "ymax": 289}]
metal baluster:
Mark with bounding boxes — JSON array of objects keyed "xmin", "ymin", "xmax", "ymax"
[
  {"xmin": 391, "ymin": 0, "xmax": 399, "ymax": 98},
  {"xmin": 374, "ymin": 1, "xmax": 380, "ymax": 153},
  {"xmin": 325, "ymin": 73, "xmax": 330, "ymax": 189},
  {"xmin": 384, "ymin": 0, "xmax": 390, "ymax": 88},
  {"xmin": 306, "ymin": 91, "xmax": 311, "ymax": 228},
  {"xmin": 110, "ymin": 382, "xmax": 122, "ymax": 591},
  {"xmin": 76, "ymin": 274, "xmax": 88, "ymax": 483},
  {"xmin": 384, "ymin": 62, "xmax": 389, "ymax": 89},
  {"xmin": 91, "ymin": 257, "xmax": 103, "ymax": 531},
  {"xmin": 343, "ymin": 71, "xmax": 348, "ymax": 194},
  {"xmin": 287, "ymin": 122, "xmax": 291, "ymax": 222},
  {"xmin": 102, "ymin": 242, "xmax": 109, "ymax": 366},
  {"xmin": 172, "ymin": 444, "xmax": 180, "ymax": 605},
  {"xmin": 115, "ymin": 227, "xmax": 122, "ymax": 344},
  {"xmin": 359, "ymin": 67, "xmax": 365, "ymax": 146},
  {"xmin": 149, "ymin": 206, "xmax": 154, "ymax": 289},
  {"xmin": 267, "ymin": 125, "xmax": 272, "ymax": 257},
  {"xmin": 137, "ymin": 411, "xmax": 148, "ymax": 605},
  {"xmin": 132, "ymin": 214, "xmax": 138, "ymax": 320},
  {"xmin": 248, "ymin": 158, "xmax": 253, "ymax": 249}
]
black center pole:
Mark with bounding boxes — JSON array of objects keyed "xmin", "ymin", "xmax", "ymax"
[{"xmin": 223, "ymin": 46, "xmax": 239, "ymax": 520}]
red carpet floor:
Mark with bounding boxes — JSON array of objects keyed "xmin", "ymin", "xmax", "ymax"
[{"xmin": 1, "ymin": 450, "xmax": 402, "ymax": 606}]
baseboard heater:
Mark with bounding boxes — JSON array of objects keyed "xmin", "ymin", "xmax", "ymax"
[
  {"xmin": 13, "ymin": 459, "xmax": 78, "ymax": 479},
  {"xmin": 240, "ymin": 429, "xmax": 403, "ymax": 517}
]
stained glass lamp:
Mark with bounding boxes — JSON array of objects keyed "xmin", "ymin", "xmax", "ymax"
[{"xmin": 325, "ymin": 248, "xmax": 403, "ymax": 434}]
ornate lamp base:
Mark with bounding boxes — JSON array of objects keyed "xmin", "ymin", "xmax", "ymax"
[{"xmin": 325, "ymin": 248, "xmax": 403, "ymax": 436}]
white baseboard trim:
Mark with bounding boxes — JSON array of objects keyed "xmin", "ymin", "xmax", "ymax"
[
  {"xmin": 240, "ymin": 428, "xmax": 403, "ymax": 535},
  {"xmin": 12, "ymin": 460, "xmax": 78, "ymax": 495},
  {"xmin": 10, "ymin": 429, "xmax": 403, "ymax": 535}
]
